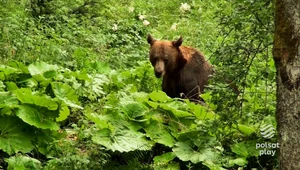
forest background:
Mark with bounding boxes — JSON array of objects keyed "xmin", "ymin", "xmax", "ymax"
[{"xmin": 0, "ymin": 0, "xmax": 276, "ymax": 169}]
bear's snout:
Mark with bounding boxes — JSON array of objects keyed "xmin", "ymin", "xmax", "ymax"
[
  {"xmin": 154, "ymin": 60, "xmax": 165, "ymax": 78},
  {"xmin": 155, "ymin": 71, "xmax": 163, "ymax": 78}
]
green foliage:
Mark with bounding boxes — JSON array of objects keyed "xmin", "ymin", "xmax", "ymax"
[
  {"xmin": 0, "ymin": 116, "xmax": 34, "ymax": 155},
  {"xmin": 0, "ymin": 0, "xmax": 277, "ymax": 169},
  {"xmin": 5, "ymin": 154, "xmax": 42, "ymax": 170}
]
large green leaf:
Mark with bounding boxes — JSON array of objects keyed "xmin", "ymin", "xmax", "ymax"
[
  {"xmin": 228, "ymin": 157, "xmax": 248, "ymax": 167},
  {"xmin": 8, "ymin": 61, "xmax": 29, "ymax": 74},
  {"xmin": 5, "ymin": 82, "xmax": 18, "ymax": 91},
  {"xmin": 148, "ymin": 90, "xmax": 172, "ymax": 102},
  {"xmin": 144, "ymin": 119, "xmax": 176, "ymax": 147},
  {"xmin": 202, "ymin": 160, "xmax": 226, "ymax": 170},
  {"xmin": 56, "ymin": 101, "xmax": 70, "ymax": 122},
  {"xmin": 172, "ymin": 141, "xmax": 220, "ymax": 164},
  {"xmin": 231, "ymin": 141, "xmax": 259, "ymax": 158},
  {"xmin": 0, "ymin": 116, "xmax": 34, "ymax": 155},
  {"xmin": 92, "ymin": 128, "xmax": 154, "ymax": 152},
  {"xmin": 0, "ymin": 65, "xmax": 19, "ymax": 80},
  {"xmin": 0, "ymin": 92, "xmax": 19, "ymax": 109},
  {"xmin": 85, "ymin": 110, "xmax": 112, "ymax": 129},
  {"xmin": 187, "ymin": 102, "xmax": 218, "ymax": 120},
  {"xmin": 160, "ymin": 103, "xmax": 194, "ymax": 117},
  {"xmin": 6, "ymin": 155, "xmax": 42, "ymax": 170},
  {"xmin": 147, "ymin": 101, "xmax": 194, "ymax": 117},
  {"xmin": 15, "ymin": 105, "xmax": 59, "ymax": 131},
  {"xmin": 28, "ymin": 62, "xmax": 59, "ymax": 76},
  {"xmin": 153, "ymin": 152, "xmax": 176, "ymax": 164},
  {"xmin": 123, "ymin": 102, "xmax": 148, "ymax": 122},
  {"xmin": 14, "ymin": 88, "xmax": 58, "ymax": 110},
  {"xmin": 51, "ymin": 82, "xmax": 83, "ymax": 109},
  {"xmin": 235, "ymin": 124, "xmax": 256, "ymax": 136},
  {"xmin": 153, "ymin": 163, "xmax": 180, "ymax": 170}
]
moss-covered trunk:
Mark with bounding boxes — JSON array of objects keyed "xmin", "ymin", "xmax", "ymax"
[{"xmin": 273, "ymin": 0, "xmax": 300, "ymax": 169}]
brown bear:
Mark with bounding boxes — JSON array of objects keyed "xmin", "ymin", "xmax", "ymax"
[{"xmin": 147, "ymin": 34, "xmax": 214, "ymax": 103}]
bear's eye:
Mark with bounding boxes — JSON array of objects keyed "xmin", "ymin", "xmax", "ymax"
[{"xmin": 163, "ymin": 59, "xmax": 168, "ymax": 64}]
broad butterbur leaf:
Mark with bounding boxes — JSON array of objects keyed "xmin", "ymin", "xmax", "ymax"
[
  {"xmin": 14, "ymin": 88, "xmax": 58, "ymax": 110},
  {"xmin": 50, "ymin": 82, "xmax": 82, "ymax": 109},
  {"xmin": 56, "ymin": 101, "xmax": 70, "ymax": 122},
  {"xmin": 228, "ymin": 157, "xmax": 248, "ymax": 167},
  {"xmin": 172, "ymin": 141, "xmax": 220, "ymax": 164},
  {"xmin": 0, "ymin": 92, "xmax": 19, "ymax": 109},
  {"xmin": 231, "ymin": 141, "xmax": 259, "ymax": 158},
  {"xmin": 159, "ymin": 103, "xmax": 194, "ymax": 117},
  {"xmin": 28, "ymin": 62, "xmax": 59, "ymax": 76},
  {"xmin": 203, "ymin": 160, "xmax": 226, "ymax": 170},
  {"xmin": 0, "ymin": 116, "xmax": 34, "ymax": 155},
  {"xmin": 85, "ymin": 110, "xmax": 111, "ymax": 129},
  {"xmin": 5, "ymin": 82, "xmax": 18, "ymax": 91},
  {"xmin": 0, "ymin": 65, "xmax": 19, "ymax": 80},
  {"xmin": 153, "ymin": 152, "xmax": 176, "ymax": 164},
  {"xmin": 235, "ymin": 124, "xmax": 256, "ymax": 136},
  {"xmin": 92, "ymin": 128, "xmax": 153, "ymax": 152},
  {"xmin": 148, "ymin": 91, "xmax": 172, "ymax": 102},
  {"xmin": 153, "ymin": 163, "xmax": 180, "ymax": 170},
  {"xmin": 15, "ymin": 105, "xmax": 59, "ymax": 131},
  {"xmin": 144, "ymin": 119, "xmax": 176, "ymax": 147},
  {"xmin": 187, "ymin": 102, "xmax": 218, "ymax": 120},
  {"xmin": 6, "ymin": 154, "xmax": 42, "ymax": 170},
  {"xmin": 123, "ymin": 102, "xmax": 147, "ymax": 121}
]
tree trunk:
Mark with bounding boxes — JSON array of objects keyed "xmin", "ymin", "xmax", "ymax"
[{"xmin": 273, "ymin": 0, "xmax": 300, "ymax": 169}]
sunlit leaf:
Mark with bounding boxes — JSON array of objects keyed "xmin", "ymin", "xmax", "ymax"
[
  {"xmin": 5, "ymin": 154, "xmax": 42, "ymax": 170},
  {"xmin": 0, "ymin": 65, "xmax": 19, "ymax": 79},
  {"xmin": 15, "ymin": 105, "xmax": 59, "ymax": 131},
  {"xmin": 235, "ymin": 124, "xmax": 256, "ymax": 136},
  {"xmin": 28, "ymin": 62, "xmax": 59, "ymax": 76},
  {"xmin": 85, "ymin": 110, "xmax": 111, "ymax": 129},
  {"xmin": 0, "ymin": 92, "xmax": 19, "ymax": 109},
  {"xmin": 123, "ymin": 102, "xmax": 148, "ymax": 121},
  {"xmin": 231, "ymin": 141, "xmax": 259, "ymax": 158},
  {"xmin": 148, "ymin": 91, "xmax": 172, "ymax": 102},
  {"xmin": 153, "ymin": 152, "xmax": 176, "ymax": 164},
  {"xmin": 14, "ymin": 88, "xmax": 58, "ymax": 110},
  {"xmin": 56, "ymin": 101, "xmax": 70, "ymax": 122},
  {"xmin": 203, "ymin": 160, "xmax": 226, "ymax": 170},
  {"xmin": 92, "ymin": 128, "xmax": 154, "ymax": 152},
  {"xmin": 173, "ymin": 141, "xmax": 220, "ymax": 164},
  {"xmin": 51, "ymin": 82, "xmax": 82, "ymax": 109},
  {"xmin": 144, "ymin": 119, "xmax": 176, "ymax": 147},
  {"xmin": 228, "ymin": 157, "xmax": 248, "ymax": 167}
]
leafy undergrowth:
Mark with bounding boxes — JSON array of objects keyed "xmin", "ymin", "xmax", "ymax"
[
  {"xmin": 0, "ymin": 61, "xmax": 277, "ymax": 170},
  {"xmin": 0, "ymin": 0, "xmax": 277, "ymax": 169}
]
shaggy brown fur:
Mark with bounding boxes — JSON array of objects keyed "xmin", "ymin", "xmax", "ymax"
[{"xmin": 147, "ymin": 34, "xmax": 214, "ymax": 103}]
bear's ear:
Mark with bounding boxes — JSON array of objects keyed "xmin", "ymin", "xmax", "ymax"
[
  {"xmin": 147, "ymin": 34, "xmax": 155, "ymax": 45},
  {"xmin": 172, "ymin": 37, "xmax": 183, "ymax": 47}
]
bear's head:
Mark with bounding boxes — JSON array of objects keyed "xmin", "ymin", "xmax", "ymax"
[{"xmin": 147, "ymin": 34, "xmax": 186, "ymax": 78}]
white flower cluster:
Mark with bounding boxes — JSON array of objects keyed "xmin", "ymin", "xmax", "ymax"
[
  {"xmin": 180, "ymin": 3, "xmax": 191, "ymax": 12},
  {"xmin": 128, "ymin": 6, "xmax": 134, "ymax": 13},
  {"xmin": 138, "ymin": 14, "xmax": 150, "ymax": 26},
  {"xmin": 112, "ymin": 24, "xmax": 118, "ymax": 31},
  {"xmin": 171, "ymin": 23, "xmax": 177, "ymax": 30},
  {"xmin": 112, "ymin": 7, "xmax": 151, "ymax": 31}
]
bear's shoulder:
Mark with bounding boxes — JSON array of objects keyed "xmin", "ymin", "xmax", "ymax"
[{"xmin": 179, "ymin": 46, "xmax": 205, "ymax": 62}]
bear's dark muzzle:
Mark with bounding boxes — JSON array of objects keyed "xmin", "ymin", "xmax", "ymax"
[{"xmin": 155, "ymin": 71, "xmax": 162, "ymax": 78}]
